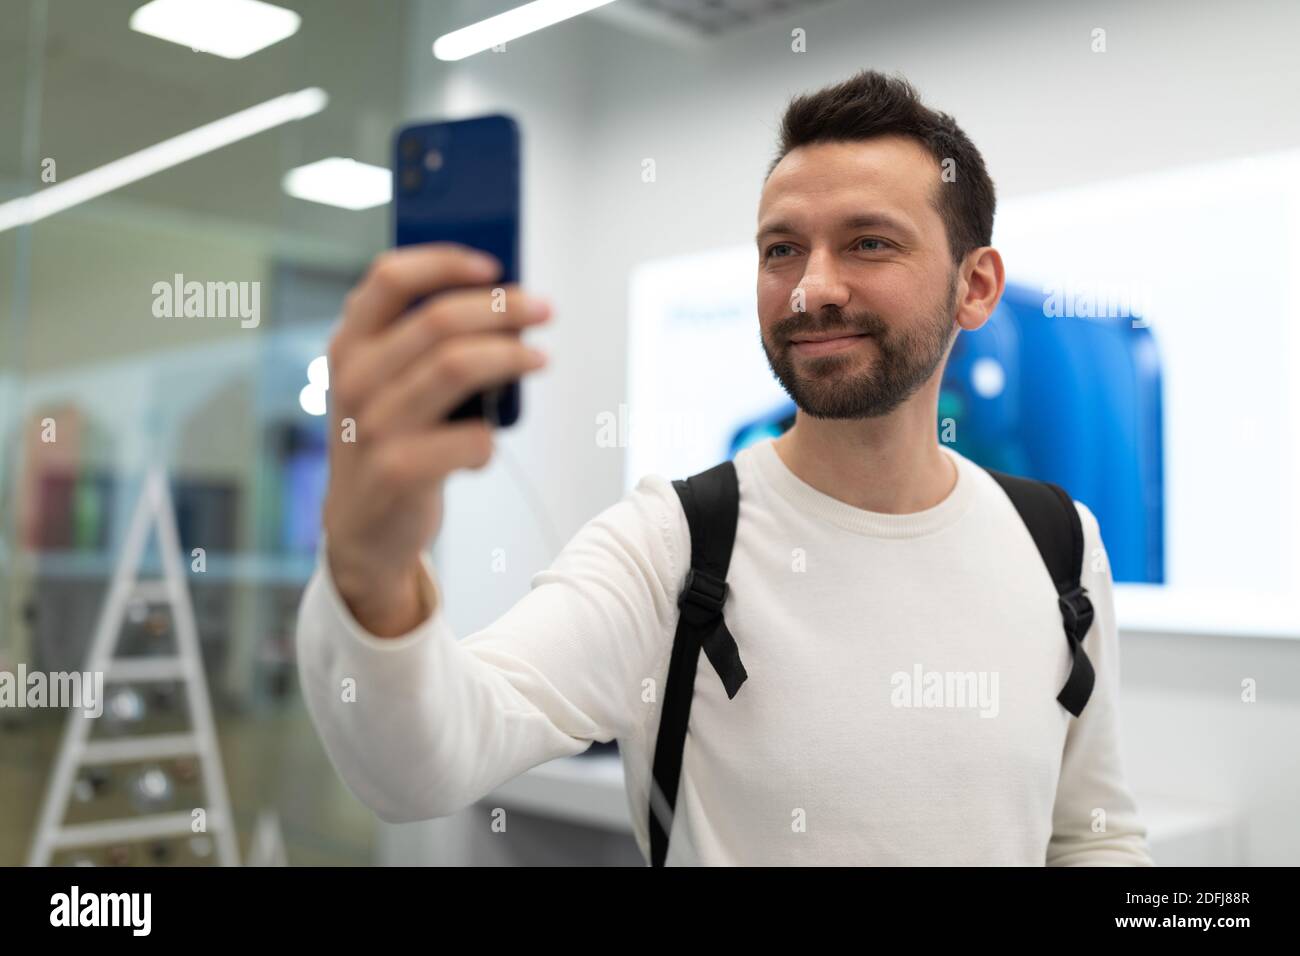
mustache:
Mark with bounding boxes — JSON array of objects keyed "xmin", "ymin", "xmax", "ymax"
[{"xmin": 774, "ymin": 310, "xmax": 887, "ymax": 342}]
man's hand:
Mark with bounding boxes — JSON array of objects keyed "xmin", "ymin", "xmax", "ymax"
[{"xmin": 322, "ymin": 243, "xmax": 551, "ymax": 636}]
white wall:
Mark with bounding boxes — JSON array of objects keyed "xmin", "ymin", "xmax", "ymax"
[{"xmin": 401, "ymin": 0, "xmax": 1300, "ymax": 864}]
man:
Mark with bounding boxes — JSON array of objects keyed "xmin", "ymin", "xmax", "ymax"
[{"xmin": 298, "ymin": 69, "xmax": 1153, "ymax": 866}]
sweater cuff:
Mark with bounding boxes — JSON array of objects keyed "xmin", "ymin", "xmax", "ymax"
[{"xmin": 315, "ymin": 536, "xmax": 444, "ymax": 653}]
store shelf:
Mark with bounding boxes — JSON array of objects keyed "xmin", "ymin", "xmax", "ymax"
[
  {"xmin": 1140, "ymin": 792, "xmax": 1241, "ymax": 866},
  {"xmin": 1116, "ymin": 584, "xmax": 1300, "ymax": 640},
  {"xmin": 18, "ymin": 550, "xmax": 316, "ymax": 586}
]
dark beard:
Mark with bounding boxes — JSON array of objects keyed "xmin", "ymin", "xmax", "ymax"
[{"xmin": 761, "ymin": 271, "xmax": 958, "ymax": 420}]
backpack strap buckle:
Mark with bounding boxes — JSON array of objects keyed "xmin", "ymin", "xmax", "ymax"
[
  {"xmin": 1055, "ymin": 584, "xmax": 1097, "ymax": 718},
  {"xmin": 1057, "ymin": 584, "xmax": 1094, "ymax": 641},
  {"xmin": 984, "ymin": 468, "xmax": 1098, "ymax": 719},
  {"xmin": 678, "ymin": 567, "xmax": 728, "ymax": 614}
]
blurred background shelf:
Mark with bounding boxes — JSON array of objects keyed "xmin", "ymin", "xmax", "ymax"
[{"xmin": 18, "ymin": 550, "xmax": 316, "ymax": 586}]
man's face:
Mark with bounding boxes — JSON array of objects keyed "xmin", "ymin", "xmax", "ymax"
[{"xmin": 756, "ymin": 135, "xmax": 960, "ymax": 420}]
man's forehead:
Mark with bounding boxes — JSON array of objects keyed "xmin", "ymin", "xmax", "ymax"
[{"xmin": 758, "ymin": 136, "xmax": 939, "ymax": 221}]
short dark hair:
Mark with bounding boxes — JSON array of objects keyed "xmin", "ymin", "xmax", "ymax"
[{"xmin": 767, "ymin": 69, "xmax": 995, "ymax": 265}]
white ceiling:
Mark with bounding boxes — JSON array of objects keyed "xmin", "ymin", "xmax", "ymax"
[
  {"xmin": 627, "ymin": 0, "xmax": 832, "ymax": 36},
  {"xmin": 0, "ymin": 0, "xmax": 410, "ymax": 255}
]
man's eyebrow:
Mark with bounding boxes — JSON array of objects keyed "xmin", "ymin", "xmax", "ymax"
[{"xmin": 755, "ymin": 212, "xmax": 915, "ymax": 244}]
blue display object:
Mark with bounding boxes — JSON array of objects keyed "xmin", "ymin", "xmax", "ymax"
[{"xmin": 729, "ymin": 284, "xmax": 1165, "ymax": 583}]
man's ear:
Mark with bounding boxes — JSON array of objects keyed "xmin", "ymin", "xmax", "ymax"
[{"xmin": 956, "ymin": 247, "xmax": 1005, "ymax": 333}]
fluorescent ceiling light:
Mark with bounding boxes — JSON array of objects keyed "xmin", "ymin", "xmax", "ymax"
[
  {"xmin": 433, "ymin": 0, "xmax": 617, "ymax": 61},
  {"xmin": 282, "ymin": 157, "xmax": 391, "ymax": 211},
  {"xmin": 130, "ymin": 0, "xmax": 301, "ymax": 59},
  {"xmin": 0, "ymin": 88, "xmax": 327, "ymax": 235}
]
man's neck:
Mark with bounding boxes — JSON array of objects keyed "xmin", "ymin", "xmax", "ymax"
[{"xmin": 771, "ymin": 397, "xmax": 957, "ymax": 515}]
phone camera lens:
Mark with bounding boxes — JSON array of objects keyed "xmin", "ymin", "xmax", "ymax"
[
  {"xmin": 400, "ymin": 137, "xmax": 420, "ymax": 162},
  {"xmin": 400, "ymin": 167, "xmax": 422, "ymax": 191}
]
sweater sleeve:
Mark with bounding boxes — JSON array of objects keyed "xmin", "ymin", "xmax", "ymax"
[
  {"xmin": 295, "ymin": 474, "xmax": 684, "ymax": 824},
  {"xmin": 1046, "ymin": 501, "xmax": 1155, "ymax": 866}
]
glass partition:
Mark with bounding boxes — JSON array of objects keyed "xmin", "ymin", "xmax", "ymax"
[{"xmin": 0, "ymin": 0, "xmax": 408, "ymax": 866}]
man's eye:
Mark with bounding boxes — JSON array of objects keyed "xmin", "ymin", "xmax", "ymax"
[
  {"xmin": 765, "ymin": 243, "xmax": 795, "ymax": 259},
  {"xmin": 857, "ymin": 237, "xmax": 889, "ymax": 252}
]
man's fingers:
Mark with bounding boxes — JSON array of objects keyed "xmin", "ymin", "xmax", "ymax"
[
  {"xmin": 356, "ymin": 335, "xmax": 547, "ymax": 441},
  {"xmin": 406, "ymin": 283, "xmax": 549, "ymax": 341},
  {"xmin": 334, "ymin": 285, "xmax": 549, "ymax": 411},
  {"xmin": 367, "ymin": 421, "xmax": 497, "ymax": 493},
  {"xmin": 337, "ymin": 243, "xmax": 502, "ymax": 344}
]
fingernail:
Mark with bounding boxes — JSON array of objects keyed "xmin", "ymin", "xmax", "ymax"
[
  {"xmin": 527, "ymin": 298, "xmax": 550, "ymax": 320},
  {"xmin": 468, "ymin": 253, "xmax": 500, "ymax": 277}
]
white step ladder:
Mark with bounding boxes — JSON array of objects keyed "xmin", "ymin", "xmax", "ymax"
[{"xmin": 27, "ymin": 467, "xmax": 240, "ymax": 866}]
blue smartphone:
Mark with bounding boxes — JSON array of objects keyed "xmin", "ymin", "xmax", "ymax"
[{"xmin": 392, "ymin": 114, "xmax": 522, "ymax": 427}]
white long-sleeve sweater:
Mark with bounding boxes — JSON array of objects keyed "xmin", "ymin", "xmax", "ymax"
[{"xmin": 296, "ymin": 437, "xmax": 1154, "ymax": 865}]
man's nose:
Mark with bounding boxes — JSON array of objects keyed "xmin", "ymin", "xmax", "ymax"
[{"xmin": 793, "ymin": 249, "xmax": 851, "ymax": 315}]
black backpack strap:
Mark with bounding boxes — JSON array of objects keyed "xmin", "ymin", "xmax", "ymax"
[
  {"xmin": 648, "ymin": 460, "xmax": 748, "ymax": 867},
  {"xmin": 985, "ymin": 469, "xmax": 1097, "ymax": 718}
]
